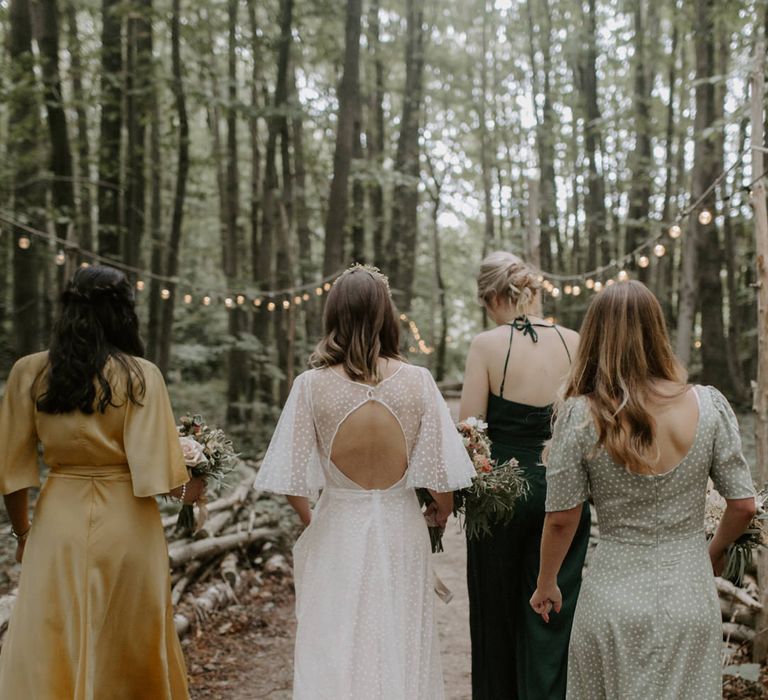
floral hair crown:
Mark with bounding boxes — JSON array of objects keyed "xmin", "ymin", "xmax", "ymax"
[{"xmin": 335, "ymin": 262, "xmax": 392, "ymax": 295}]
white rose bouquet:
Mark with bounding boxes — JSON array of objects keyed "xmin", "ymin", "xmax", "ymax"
[{"xmin": 176, "ymin": 414, "xmax": 239, "ymax": 535}]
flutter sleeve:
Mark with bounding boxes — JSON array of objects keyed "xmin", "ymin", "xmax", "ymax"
[
  {"xmin": 0, "ymin": 357, "xmax": 42, "ymax": 495},
  {"xmin": 545, "ymin": 397, "xmax": 591, "ymax": 512},
  {"xmin": 123, "ymin": 361, "xmax": 188, "ymax": 497},
  {"xmin": 707, "ymin": 387, "xmax": 756, "ymax": 499},
  {"xmin": 254, "ymin": 371, "xmax": 325, "ymax": 498},
  {"xmin": 406, "ymin": 368, "xmax": 476, "ymax": 492}
]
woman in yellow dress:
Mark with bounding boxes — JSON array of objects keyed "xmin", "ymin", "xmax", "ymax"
[{"xmin": 0, "ymin": 265, "xmax": 203, "ymax": 699}]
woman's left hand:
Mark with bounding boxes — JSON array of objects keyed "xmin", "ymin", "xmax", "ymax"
[{"xmin": 530, "ymin": 582, "xmax": 562, "ymax": 623}]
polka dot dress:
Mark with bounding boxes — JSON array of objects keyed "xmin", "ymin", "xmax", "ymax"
[
  {"xmin": 545, "ymin": 386, "xmax": 756, "ymax": 700},
  {"xmin": 255, "ymin": 364, "xmax": 475, "ymax": 700}
]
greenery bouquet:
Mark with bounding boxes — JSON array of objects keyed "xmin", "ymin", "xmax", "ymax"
[
  {"xmin": 176, "ymin": 414, "xmax": 239, "ymax": 535},
  {"xmin": 418, "ymin": 417, "xmax": 528, "ymax": 553},
  {"xmin": 705, "ymin": 487, "xmax": 768, "ymax": 585}
]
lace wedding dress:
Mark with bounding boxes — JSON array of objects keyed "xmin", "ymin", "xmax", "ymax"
[{"xmin": 255, "ymin": 363, "xmax": 475, "ymax": 700}]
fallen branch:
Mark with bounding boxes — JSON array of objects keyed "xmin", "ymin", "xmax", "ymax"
[
  {"xmin": 168, "ymin": 527, "xmax": 279, "ymax": 568},
  {"xmin": 716, "ymin": 577, "xmax": 763, "ymax": 611}
]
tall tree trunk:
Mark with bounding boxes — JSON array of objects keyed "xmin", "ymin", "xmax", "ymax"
[
  {"xmin": 322, "ymin": 0, "xmax": 363, "ymax": 277},
  {"xmin": 624, "ymin": 0, "xmax": 655, "ymax": 280},
  {"xmin": 146, "ymin": 97, "xmax": 163, "ymax": 362},
  {"xmin": 156, "ymin": 0, "xmax": 189, "ymax": 376},
  {"xmin": 388, "ymin": 0, "xmax": 426, "ymax": 311},
  {"xmin": 9, "ymin": 0, "xmax": 45, "ymax": 357},
  {"xmin": 124, "ymin": 0, "xmax": 152, "ymax": 271},
  {"xmin": 526, "ymin": 0, "xmax": 559, "ymax": 272},
  {"xmin": 247, "ymin": 0, "xmax": 262, "ymax": 288},
  {"xmin": 687, "ymin": 0, "xmax": 730, "ymax": 389},
  {"xmin": 97, "ymin": 0, "xmax": 123, "ymax": 259},
  {"xmin": 479, "ymin": 0, "xmax": 495, "ymax": 258},
  {"xmin": 425, "ymin": 156, "xmax": 447, "ymax": 381},
  {"xmin": 367, "ymin": 0, "xmax": 386, "ymax": 268},
  {"xmin": 256, "ymin": 0, "xmax": 293, "ymax": 404},
  {"xmin": 37, "ymin": 0, "xmax": 76, "ymax": 265},
  {"xmin": 351, "ymin": 107, "xmax": 365, "ymax": 262},
  {"xmin": 64, "ymin": 1, "xmax": 94, "ymax": 254},
  {"xmin": 225, "ymin": 0, "xmax": 247, "ymax": 422}
]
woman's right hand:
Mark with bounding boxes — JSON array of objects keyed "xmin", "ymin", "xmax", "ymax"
[{"xmin": 171, "ymin": 476, "xmax": 206, "ymax": 505}]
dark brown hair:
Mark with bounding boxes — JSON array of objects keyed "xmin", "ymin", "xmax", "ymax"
[
  {"xmin": 309, "ymin": 267, "xmax": 402, "ymax": 383},
  {"xmin": 561, "ymin": 280, "xmax": 687, "ymax": 473}
]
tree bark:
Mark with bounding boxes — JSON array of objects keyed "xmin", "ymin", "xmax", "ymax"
[
  {"xmin": 479, "ymin": 0, "xmax": 495, "ymax": 258},
  {"xmin": 692, "ymin": 0, "xmax": 730, "ymax": 390},
  {"xmin": 37, "ymin": 0, "xmax": 76, "ymax": 263},
  {"xmin": 124, "ymin": 0, "xmax": 152, "ymax": 271},
  {"xmin": 387, "ymin": 0, "xmax": 426, "ymax": 311},
  {"xmin": 322, "ymin": 0, "xmax": 363, "ymax": 278},
  {"xmin": 156, "ymin": 0, "xmax": 189, "ymax": 376},
  {"xmin": 9, "ymin": 0, "xmax": 45, "ymax": 357},
  {"xmin": 64, "ymin": 1, "xmax": 94, "ymax": 254},
  {"xmin": 367, "ymin": 0, "xmax": 386, "ymax": 268},
  {"xmin": 97, "ymin": 0, "xmax": 123, "ymax": 259}
]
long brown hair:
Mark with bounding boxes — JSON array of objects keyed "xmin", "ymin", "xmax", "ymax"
[
  {"xmin": 309, "ymin": 266, "xmax": 403, "ymax": 383},
  {"xmin": 562, "ymin": 280, "xmax": 687, "ymax": 473}
]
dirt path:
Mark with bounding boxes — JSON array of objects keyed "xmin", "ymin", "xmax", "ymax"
[{"xmin": 187, "ymin": 520, "xmax": 472, "ymax": 699}]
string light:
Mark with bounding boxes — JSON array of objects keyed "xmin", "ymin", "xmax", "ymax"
[
  {"xmin": 617, "ymin": 270, "xmax": 629, "ymax": 282},
  {"xmin": 183, "ymin": 294, "xmax": 193, "ymax": 304},
  {"xmin": 55, "ymin": 251, "xmax": 65, "ymax": 266},
  {"xmin": 551, "ymin": 287, "xmax": 561, "ymax": 298},
  {"xmin": 698, "ymin": 209, "xmax": 712, "ymax": 225},
  {"xmin": 267, "ymin": 301, "xmax": 276, "ymax": 312},
  {"xmin": 669, "ymin": 225, "xmax": 682, "ymax": 239},
  {"xmin": 638, "ymin": 255, "xmax": 650, "ymax": 268},
  {"xmin": 593, "ymin": 281, "xmax": 603, "ymax": 292},
  {"xmin": 694, "ymin": 339, "xmax": 702, "ymax": 349},
  {"xmin": 606, "ymin": 279, "xmax": 615, "ymax": 286},
  {"xmin": 323, "ymin": 282, "xmax": 332, "ymax": 291},
  {"xmin": 224, "ymin": 297, "xmax": 234, "ymax": 309},
  {"xmin": 653, "ymin": 243, "xmax": 666, "ymax": 257},
  {"xmin": 302, "ymin": 293, "xmax": 310, "ymax": 301},
  {"xmin": 315, "ymin": 287, "xmax": 323, "ymax": 296},
  {"xmin": 80, "ymin": 261, "xmax": 90, "ymax": 268},
  {"xmin": 585, "ymin": 278, "xmax": 595, "ymax": 290},
  {"xmin": 17, "ymin": 236, "xmax": 30, "ymax": 249},
  {"xmin": 136, "ymin": 280, "xmax": 145, "ymax": 291},
  {"xmin": 572, "ymin": 285, "xmax": 581, "ymax": 297},
  {"xmin": 236, "ymin": 294, "xmax": 246, "ymax": 306},
  {"xmin": 160, "ymin": 288, "xmax": 171, "ymax": 300},
  {"xmin": 253, "ymin": 298, "xmax": 262, "ymax": 307},
  {"xmin": 202, "ymin": 295, "xmax": 211, "ymax": 306},
  {"xmin": 564, "ymin": 284, "xmax": 573, "ymax": 295},
  {"xmin": 294, "ymin": 295, "xmax": 302, "ymax": 305},
  {"xmin": 282, "ymin": 299, "xmax": 291, "ymax": 310}
]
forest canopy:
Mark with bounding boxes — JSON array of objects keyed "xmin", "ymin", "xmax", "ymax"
[{"xmin": 0, "ymin": 0, "xmax": 765, "ymax": 440}]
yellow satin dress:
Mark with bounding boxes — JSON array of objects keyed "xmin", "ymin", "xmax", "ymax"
[{"xmin": 0, "ymin": 352, "xmax": 190, "ymax": 699}]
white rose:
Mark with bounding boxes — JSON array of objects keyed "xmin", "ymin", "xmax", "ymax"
[{"xmin": 179, "ymin": 436, "xmax": 208, "ymax": 467}]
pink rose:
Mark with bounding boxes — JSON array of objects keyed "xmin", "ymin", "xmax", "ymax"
[{"xmin": 179, "ymin": 436, "xmax": 207, "ymax": 467}]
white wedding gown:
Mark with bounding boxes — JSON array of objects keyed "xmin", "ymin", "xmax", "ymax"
[{"xmin": 255, "ymin": 363, "xmax": 475, "ymax": 700}]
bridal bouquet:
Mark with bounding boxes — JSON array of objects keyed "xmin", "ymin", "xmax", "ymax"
[
  {"xmin": 419, "ymin": 417, "xmax": 528, "ymax": 553},
  {"xmin": 705, "ymin": 487, "xmax": 768, "ymax": 585},
  {"xmin": 176, "ymin": 414, "xmax": 239, "ymax": 535}
]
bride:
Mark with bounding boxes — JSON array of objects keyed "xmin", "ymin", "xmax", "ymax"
[{"xmin": 255, "ymin": 264, "xmax": 475, "ymax": 699}]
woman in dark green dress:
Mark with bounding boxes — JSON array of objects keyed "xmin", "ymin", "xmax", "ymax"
[{"xmin": 460, "ymin": 252, "xmax": 591, "ymax": 699}]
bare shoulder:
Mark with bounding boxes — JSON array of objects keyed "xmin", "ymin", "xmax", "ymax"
[
  {"xmin": 11, "ymin": 351, "xmax": 49, "ymax": 376},
  {"xmin": 469, "ymin": 327, "xmax": 508, "ymax": 354},
  {"xmin": 554, "ymin": 325, "xmax": 579, "ymax": 352}
]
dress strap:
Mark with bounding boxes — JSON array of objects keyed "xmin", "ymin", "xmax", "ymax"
[
  {"xmin": 551, "ymin": 325, "xmax": 572, "ymax": 364},
  {"xmin": 500, "ymin": 316, "xmax": 540, "ymax": 398}
]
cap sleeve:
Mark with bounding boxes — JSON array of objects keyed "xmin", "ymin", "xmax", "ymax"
[
  {"xmin": 706, "ymin": 386, "xmax": 756, "ymax": 499},
  {"xmin": 406, "ymin": 368, "xmax": 476, "ymax": 492},
  {"xmin": 123, "ymin": 361, "xmax": 188, "ymax": 497},
  {"xmin": 545, "ymin": 397, "xmax": 590, "ymax": 512},
  {"xmin": 254, "ymin": 371, "xmax": 325, "ymax": 498},
  {"xmin": 0, "ymin": 357, "xmax": 42, "ymax": 495}
]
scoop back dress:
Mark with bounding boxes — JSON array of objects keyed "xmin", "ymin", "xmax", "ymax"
[
  {"xmin": 0, "ymin": 352, "xmax": 190, "ymax": 700},
  {"xmin": 545, "ymin": 386, "xmax": 756, "ymax": 700},
  {"xmin": 466, "ymin": 319, "xmax": 591, "ymax": 699},
  {"xmin": 254, "ymin": 363, "xmax": 475, "ymax": 700}
]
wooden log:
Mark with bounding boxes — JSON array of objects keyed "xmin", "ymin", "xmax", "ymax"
[
  {"xmin": 0, "ymin": 592, "xmax": 17, "ymax": 639},
  {"xmin": 174, "ymin": 581, "xmax": 240, "ymax": 638},
  {"xmin": 167, "ymin": 527, "xmax": 279, "ymax": 568},
  {"xmin": 194, "ymin": 509, "xmax": 234, "ymax": 540},
  {"xmin": 220, "ymin": 552, "xmax": 239, "ymax": 587},
  {"xmin": 720, "ymin": 598, "xmax": 757, "ymax": 628},
  {"xmin": 716, "ymin": 577, "xmax": 764, "ymax": 611},
  {"xmin": 723, "ymin": 622, "xmax": 756, "ymax": 644}
]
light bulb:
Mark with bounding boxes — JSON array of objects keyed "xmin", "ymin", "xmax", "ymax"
[
  {"xmin": 638, "ymin": 255, "xmax": 650, "ymax": 268},
  {"xmin": 653, "ymin": 244, "xmax": 666, "ymax": 257},
  {"xmin": 236, "ymin": 295, "xmax": 246, "ymax": 305},
  {"xmin": 593, "ymin": 281, "xmax": 603, "ymax": 292},
  {"xmin": 161, "ymin": 288, "xmax": 171, "ymax": 300},
  {"xmin": 585, "ymin": 278, "xmax": 595, "ymax": 290},
  {"xmin": 136, "ymin": 280, "xmax": 145, "ymax": 291},
  {"xmin": 617, "ymin": 270, "xmax": 629, "ymax": 281},
  {"xmin": 698, "ymin": 209, "xmax": 712, "ymax": 225},
  {"xmin": 55, "ymin": 251, "xmax": 66, "ymax": 266},
  {"xmin": 202, "ymin": 296, "xmax": 211, "ymax": 306},
  {"xmin": 18, "ymin": 236, "xmax": 30, "ymax": 249},
  {"xmin": 669, "ymin": 224, "xmax": 682, "ymax": 239},
  {"xmin": 183, "ymin": 294, "xmax": 193, "ymax": 304},
  {"xmin": 225, "ymin": 297, "xmax": 234, "ymax": 308},
  {"xmin": 572, "ymin": 285, "xmax": 581, "ymax": 296}
]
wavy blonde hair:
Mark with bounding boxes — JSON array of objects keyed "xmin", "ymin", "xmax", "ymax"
[
  {"xmin": 309, "ymin": 267, "xmax": 403, "ymax": 383},
  {"xmin": 477, "ymin": 251, "xmax": 541, "ymax": 315},
  {"xmin": 558, "ymin": 280, "xmax": 687, "ymax": 473}
]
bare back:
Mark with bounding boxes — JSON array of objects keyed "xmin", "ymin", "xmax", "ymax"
[{"xmin": 461, "ymin": 318, "xmax": 578, "ymax": 420}]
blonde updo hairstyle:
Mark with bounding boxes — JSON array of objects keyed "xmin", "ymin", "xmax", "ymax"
[{"xmin": 477, "ymin": 251, "xmax": 542, "ymax": 316}]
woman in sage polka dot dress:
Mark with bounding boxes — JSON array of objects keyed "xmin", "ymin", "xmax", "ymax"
[{"xmin": 530, "ymin": 281, "xmax": 757, "ymax": 700}]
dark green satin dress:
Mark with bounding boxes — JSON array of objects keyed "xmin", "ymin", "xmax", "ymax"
[{"xmin": 467, "ymin": 319, "xmax": 591, "ymax": 700}]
